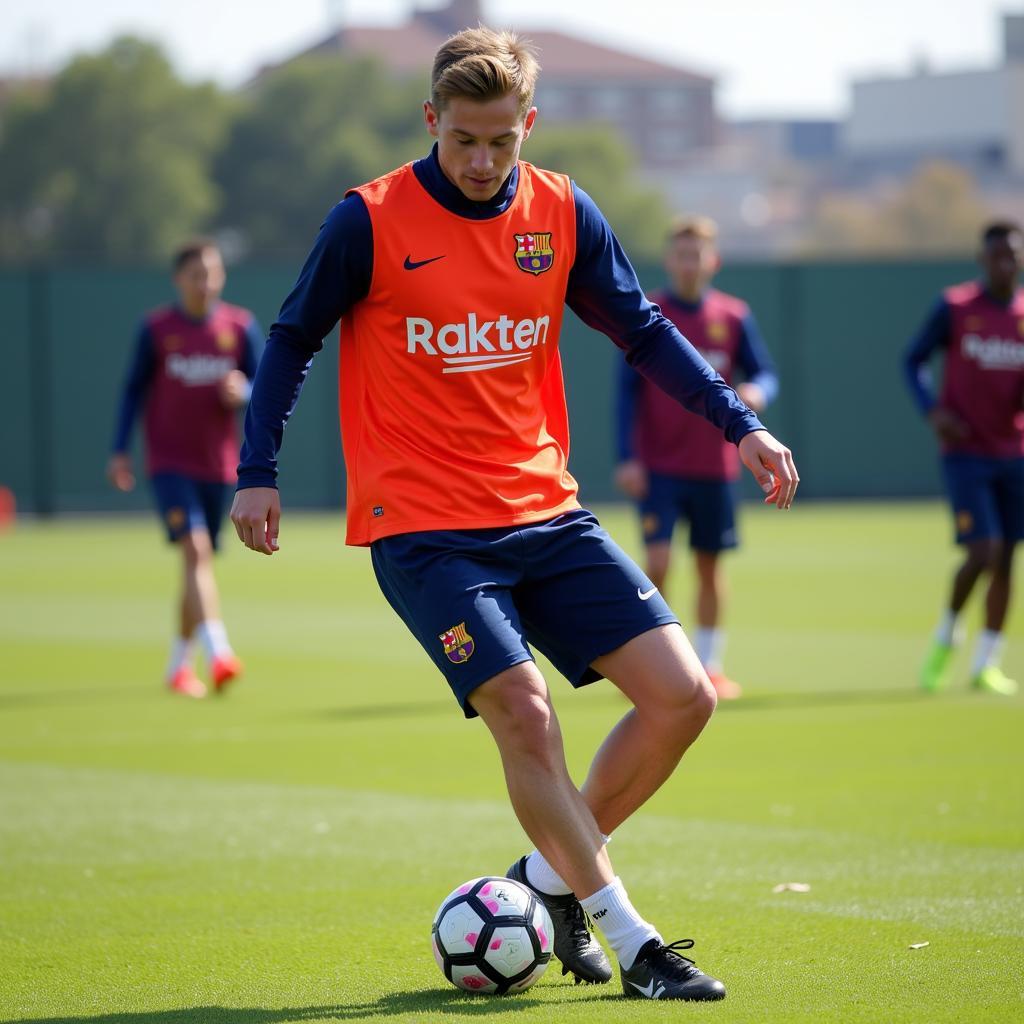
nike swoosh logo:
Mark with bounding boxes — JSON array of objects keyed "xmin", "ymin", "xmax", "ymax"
[
  {"xmin": 638, "ymin": 586, "xmax": 659, "ymax": 601},
  {"xmin": 628, "ymin": 979, "xmax": 665, "ymax": 999},
  {"xmin": 403, "ymin": 254, "xmax": 446, "ymax": 270}
]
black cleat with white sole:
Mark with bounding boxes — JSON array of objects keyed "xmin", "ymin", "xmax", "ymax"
[
  {"xmin": 620, "ymin": 938, "xmax": 726, "ymax": 1001},
  {"xmin": 506, "ymin": 856, "xmax": 613, "ymax": 984}
]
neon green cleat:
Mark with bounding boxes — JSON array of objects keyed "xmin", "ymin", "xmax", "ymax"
[
  {"xmin": 919, "ymin": 641, "xmax": 955, "ymax": 692},
  {"xmin": 970, "ymin": 666, "xmax": 1019, "ymax": 696}
]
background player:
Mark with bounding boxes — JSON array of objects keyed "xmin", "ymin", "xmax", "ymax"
[
  {"xmin": 614, "ymin": 216, "xmax": 778, "ymax": 699},
  {"xmin": 904, "ymin": 220, "xmax": 1024, "ymax": 697},
  {"xmin": 230, "ymin": 27, "xmax": 798, "ymax": 1001},
  {"xmin": 108, "ymin": 239, "xmax": 262, "ymax": 698}
]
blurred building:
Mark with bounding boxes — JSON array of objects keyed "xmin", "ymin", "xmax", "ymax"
[
  {"xmin": 269, "ymin": 0, "xmax": 717, "ymax": 167},
  {"xmin": 843, "ymin": 13, "xmax": 1024, "ymax": 181},
  {"xmin": 263, "ymin": 4, "xmax": 1024, "ymax": 256}
]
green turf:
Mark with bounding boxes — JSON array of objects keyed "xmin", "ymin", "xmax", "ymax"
[{"xmin": 1, "ymin": 503, "xmax": 1022, "ymax": 1023}]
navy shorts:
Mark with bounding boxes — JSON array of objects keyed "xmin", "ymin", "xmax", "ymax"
[
  {"xmin": 942, "ymin": 454, "xmax": 1024, "ymax": 545},
  {"xmin": 150, "ymin": 472, "xmax": 229, "ymax": 549},
  {"xmin": 370, "ymin": 509, "xmax": 679, "ymax": 718},
  {"xmin": 638, "ymin": 472, "xmax": 738, "ymax": 552}
]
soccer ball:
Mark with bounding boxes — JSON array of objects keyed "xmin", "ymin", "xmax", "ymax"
[{"xmin": 431, "ymin": 876, "xmax": 554, "ymax": 994}]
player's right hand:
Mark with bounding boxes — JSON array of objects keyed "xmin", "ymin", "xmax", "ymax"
[
  {"xmin": 106, "ymin": 453, "xmax": 135, "ymax": 492},
  {"xmin": 928, "ymin": 406, "xmax": 969, "ymax": 444},
  {"xmin": 231, "ymin": 486, "xmax": 281, "ymax": 555},
  {"xmin": 613, "ymin": 459, "xmax": 649, "ymax": 500}
]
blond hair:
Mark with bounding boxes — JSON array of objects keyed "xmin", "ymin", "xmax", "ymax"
[
  {"xmin": 667, "ymin": 215, "xmax": 719, "ymax": 245},
  {"xmin": 431, "ymin": 27, "xmax": 540, "ymax": 117}
]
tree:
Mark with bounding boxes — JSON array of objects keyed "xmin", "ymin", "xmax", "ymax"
[
  {"xmin": 803, "ymin": 161, "xmax": 992, "ymax": 256},
  {"xmin": 526, "ymin": 123, "xmax": 671, "ymax": 263},
  {"xmin": 0, "ymin": 37, "xmax": 229, "ymax": 264},
  {"xmin": 213, "ymin": 56, "xmax": 426, "ymax": 258}
]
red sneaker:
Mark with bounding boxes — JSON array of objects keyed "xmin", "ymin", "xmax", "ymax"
[
  {"xmin": 167, "ymin": 666, "xmax": 206, "ymax": 699},
  {"xmin": 211, "ymin": 653, "xmax": 243, "ymax": 693},
  {"xmin": 708, "ymin": 672, "xmax": 742, "ymax": 700}
]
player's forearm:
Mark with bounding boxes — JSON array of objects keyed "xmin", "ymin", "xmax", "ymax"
[
  {"xmin": 614, "ymin": 361, "xmax": 641, "ymax": 461},
  {"xmin": 628, "ymin": 318, "xmax": 764, "ymax": 444},
  {"xmin": 111, "ymin": 328, "xmax": 155, "ymax": 452},
  {"xmin": 903, "ymin": 298, "xmax": 950, "ymax": 414},
  {"xmin": 235, "ymin": 336, "xmax": 313, "ymax": 488}
]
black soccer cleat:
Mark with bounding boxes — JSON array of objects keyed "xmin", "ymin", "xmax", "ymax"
[
  {"xmin": 506, "ymin": 856, "xmax": 613, "ymax": 985},
  {"xmin": 620, "ymin": 938, "xmax": 726, "ymax": 1001}
]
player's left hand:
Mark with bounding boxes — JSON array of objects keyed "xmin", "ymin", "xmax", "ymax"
[
  {"xmin": 736, "ymin": 382, "xmax": 767, "ymax": 414},
  {"xmin": 737, "ymin": 429, "xmax": 798, "ymax": 509},
  {"xmin": 218, "ymin": 370, "xmax": 250, "ymax": 409}
]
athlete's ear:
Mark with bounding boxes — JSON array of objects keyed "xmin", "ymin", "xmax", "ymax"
[
  {"xmin": 424, "ymin": 100, "xmax": 440, "ymax": 138},
  {"xmin": 522, "ymin": 106, "xmax": 537, "ymax": 140}
]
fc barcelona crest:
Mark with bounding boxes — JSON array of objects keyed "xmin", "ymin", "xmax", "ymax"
[
  {"xmin": 514, "ymin": 232, "xmax": 555, "ymax": 276},
  {"xmin": 439, "ymin": 622, "xmax": 475, "ymax": 664}
]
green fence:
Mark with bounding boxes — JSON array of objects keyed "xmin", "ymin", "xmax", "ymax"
[{"xmin": 0, "ymin": 259, "xmax": 972, "ymax": 516}]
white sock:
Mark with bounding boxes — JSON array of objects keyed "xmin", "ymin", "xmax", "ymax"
[
  {"xmin": 194, "ymin": 619, "xmax": 232, "ymax": 661},
  {"xmin": 524, "ymin": 850, "xmax": 572, "ymax": 896},
  {"xmin": 165, "ymin": 637, "xmax": 192, "ymax": 680},
  {"xmin": 970, "ymin": 630, "xmax": 1003, "ymax": 675},
  {"xmin": 524, "ymin": 834, "xmax": 612, "ymax": 897},
  {"xmin": 935, "ymin": 610, "xmax": 963, "ymax": 648},
  {"xmin": 579, "ymin": 877, "xmax": 661, "ymax": 970},
  {"xmin": 695, "ymin": 627, "xmax": 725, "ymax": 673}
]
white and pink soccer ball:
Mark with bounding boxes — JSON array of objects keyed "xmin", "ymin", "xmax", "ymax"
[{"xmin": 431, "ymin": 876, "xmax": 554, "ymax": 994}]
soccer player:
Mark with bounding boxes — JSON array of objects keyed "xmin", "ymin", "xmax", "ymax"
[
  {"xmin": 614, "ymin": 216, "xmax": 778, "ymax": 700},
  {"xmin": 905, "ymin": 220, "xmax": 1024, "ymax": 697},
  {"xmin": 231, "ymin": 28, "xmax": 798, "ymax": 1001},
  {"xmin": 108, "ymin": 239, "xmax": 261, "ymax": 699}
]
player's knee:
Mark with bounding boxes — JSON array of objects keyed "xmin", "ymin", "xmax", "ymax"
[
  {"xmin": 651, "ymin": 668, "xmax": 716, "ymax": 730},
  {"xmin": 180, "ymin": 530, "xmax": 213, "ymax": 567},
  {"xmin": 965, "ymin": 539, "xmax": 999, "ymax": 571},
  {"xmin": 991, "ymin": 541, "xmax": 1014, "ymax": 577},
  {"xmin": 477, "ymin": 679, "xmax": 559, "ymax": 766}
]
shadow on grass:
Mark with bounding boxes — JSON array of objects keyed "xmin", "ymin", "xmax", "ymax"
[
  {"xmin": 715, "ymin": 687, "xmax": 930, "ymax": 712},
  {"xmin": 11, "ymin": 986, "xmax": 619, "ymax": 1023},
  {"xmin": 314, "ymin": 700, "xmax": 452, "ymax": 721},
  {"xmin": 0, "ymin": 686, "xmax": 149, "ymax": 710},
  {"xmin": 313, "ymin": 686, "xmax": 933, "ymax": 722}
]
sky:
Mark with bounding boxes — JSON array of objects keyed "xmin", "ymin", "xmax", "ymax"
[{"xmin": 1, "ymin": 0, "xmax": 1021, "ymax": 118}]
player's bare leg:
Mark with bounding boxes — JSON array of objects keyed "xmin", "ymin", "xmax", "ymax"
[
  {"xmin": 583, "ymin": 624, "xmax": 716, "ymax": 835},
  {"xmin": 949, "ymin": 539, "xmax": 997, "ymax": 614},
  {"xmin": 472, "ymin": 663, "xmax": 611, "ymax": 898},
  {"xmin": 163, "ymin": 529, "xmax": 216, "ymax": 698},
  {"xmin": 694, "ymin": 551, "xmax": 740, "ymax": 699},
  {"xmin": 584, "ymin": 623, "xmax": 726, "ymax": 1000},
  {"xmin": 972, "ymin": 541, "xmax": 1019, "ymax": 695},
  {"xmin": 472, "ymin": 663, "xmax": 619, "ymax": 983},
  {"xmin": 643, "ymin": 541, "xmax": 671, "ymax": 593},
  {"xmin": 180, "ymin": 528, "xmax": 242, "ymax": 692},
  {"xmin": 181, "ymin": 528, "xmax": 220, "ymax": 631},
  {"xmin": 983, "ymin": 541, "xmax": 1014, "ymax": 631},
  {"xmin": 694, "ymin": 550, "xmax": 722, "ymax": 630},
  {"xmin": 923, "ymin": 539, "xmax": 997, "ymax": 692}
]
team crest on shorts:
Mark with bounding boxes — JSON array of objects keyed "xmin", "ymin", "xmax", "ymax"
[
  {"xmin": 514, "ymin": 232, "xmax": 554, "ymax": 276},
  {"xmin": 439, "ymin": 622, "xmax": 475, "ymax": 664}
]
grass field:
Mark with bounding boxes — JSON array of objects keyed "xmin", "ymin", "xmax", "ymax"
[{"xmin": 1, "ymin": 502, "xmax": 1022, "ymax": 1023}]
